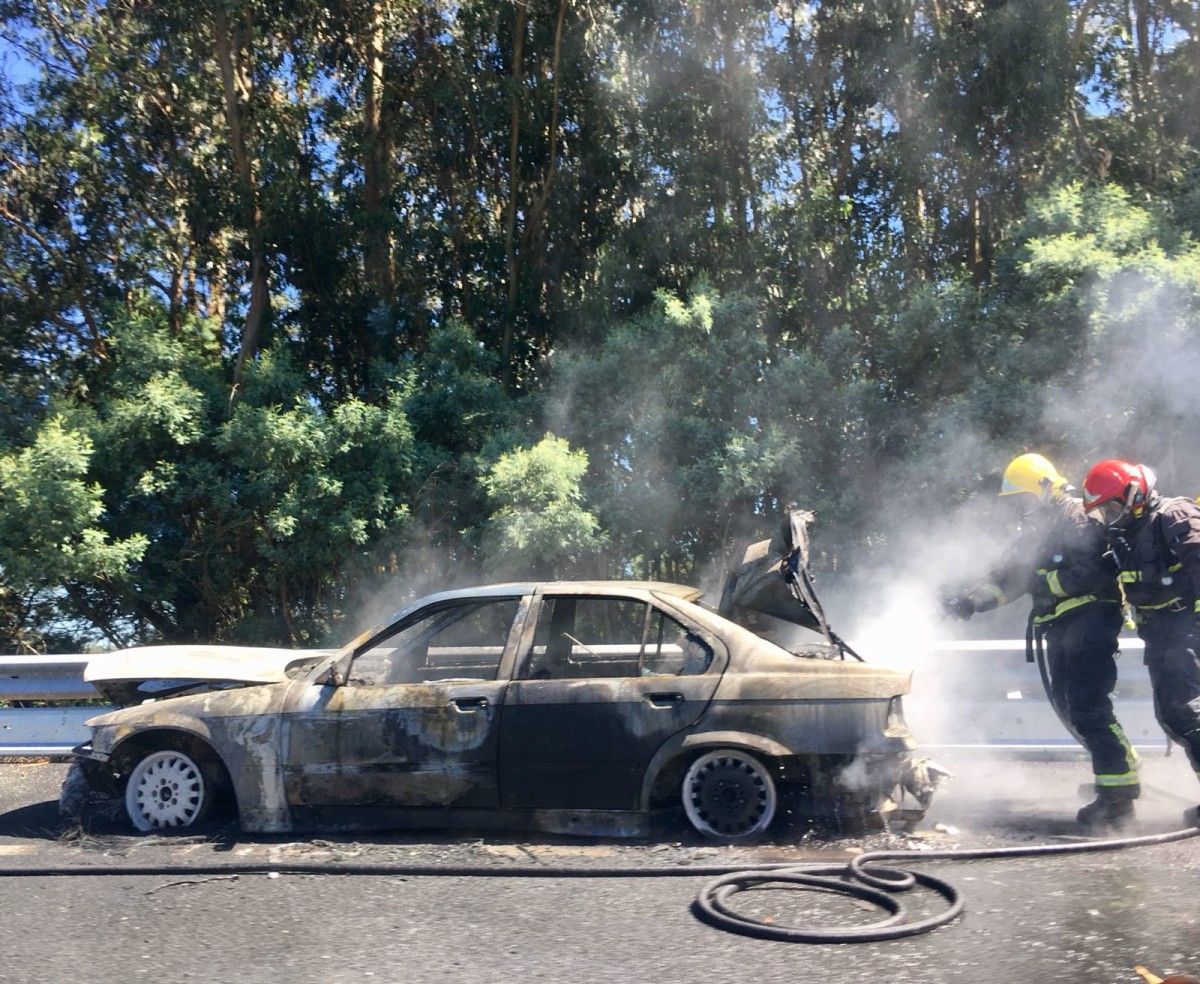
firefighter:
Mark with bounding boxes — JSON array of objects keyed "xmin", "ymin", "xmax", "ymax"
[
  {"xmin": 1082, "ymin": 459, "xmax": 1200, "ymax": 812},
  {"xmin": 943, "ymin": 453, "xmax": 1139, "ymax": 829}
]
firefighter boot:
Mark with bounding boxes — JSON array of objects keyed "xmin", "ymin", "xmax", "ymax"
[{"xmin": 1077, "ymin": 785, "xmax": 1137, "ymax": 832}]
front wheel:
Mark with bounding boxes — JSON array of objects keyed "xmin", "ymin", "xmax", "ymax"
[
  {"xmin": 124, "ymin": 749, "xmax": 213, "ymax": 832},
  {"xmin": 681, "ymin": 749, "xmax": 777, "ymax": 841}
]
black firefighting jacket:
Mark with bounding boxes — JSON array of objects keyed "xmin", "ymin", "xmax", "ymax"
[
  {"xmin": 1107, "ymin": 494, "xmax": 1200, "ymax": 619},
  {"xmin": 971, "ymin": 492, "xmax": 1121, "ymax": 626}
]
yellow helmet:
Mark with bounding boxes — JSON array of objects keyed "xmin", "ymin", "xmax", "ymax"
[{"xmin": 999, "ymin": 453, "xmax": 1067, "ymax": 499}]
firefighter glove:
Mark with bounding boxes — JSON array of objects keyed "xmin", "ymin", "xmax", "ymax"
[
  {"xmin": 1101, "ymin": 548, "xmax": 1122, "ymax": 575},
  {"xmin": 942, "ymin": 593, "xmax": 976, "ymax": 621}
]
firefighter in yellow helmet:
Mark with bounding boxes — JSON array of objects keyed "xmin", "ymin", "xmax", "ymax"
[{"xmin": 943, "ymin": 453, "xmax": 1140, "ymax": 830}]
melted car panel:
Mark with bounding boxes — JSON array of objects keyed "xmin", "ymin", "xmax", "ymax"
[{"xmin": 69, "ymin": 525, "xmax": 939, "ymax": 837}]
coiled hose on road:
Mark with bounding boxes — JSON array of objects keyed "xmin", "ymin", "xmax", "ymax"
[
  {"xmin": 1, "ymin": 822, "xmax": 1197, "ymax": 943},
  {"xmin": 694, "ymin": 823, "xmax": 1200, "ymax": 941}
]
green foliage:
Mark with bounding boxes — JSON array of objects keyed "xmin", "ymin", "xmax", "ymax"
[
  {"xmin": 1006, "ymin": 183, "xmax": 1200, "ymax": 470},
  {"xmin": 0, "ymin": 417, "xmax": 147, "ymax": 652},
  {"xmin": 0, "ymin": 418, "xmax": 147, "ymax": 590},
  {"xmin": 867, "ymin": 181, "xmax": 1200, "ymax": 514},
  {"xmin": 0, "ymin": 306, "xmax": 421, "ymax": 647},
  {"xmin": 481, "ymin": 433, "xmax": 605, "ymax": 576},
  {"xmin": 3, "ymin": 1, "xmax": 1200, "ymax": 648},
  {"xmin": 556, "ymin": 288, "xmax": 780, "ymax": 575},
  {"xmin": 402, "ymin": 320, "xmax": 529, "ymax": 552}
]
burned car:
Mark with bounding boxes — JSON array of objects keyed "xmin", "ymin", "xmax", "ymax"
[{"xmin": 64, "ymin": 512, "xmax": 941, "ymax": 841}]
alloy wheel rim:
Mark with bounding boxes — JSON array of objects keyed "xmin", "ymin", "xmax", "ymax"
[{"xmin": 125, "ymin": 751, "xmax": 206, "ymax": 831}]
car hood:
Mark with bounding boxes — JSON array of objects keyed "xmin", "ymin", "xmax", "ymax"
[
  {"xmin": 718, "ymin": 508, "xmax": 825, "ymax": 634},
  {"xmin": 85, "ymin": 644, "xmax": 336, "ymax": 705}
]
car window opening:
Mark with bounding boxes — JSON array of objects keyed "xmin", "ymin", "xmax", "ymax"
[
  {"xmin": 349, "ymin": 598, "xmax": 520, "ymax": 686},
  {"xmin": 522, "ymin": 596, "xmax": 713, "ymax": 681}
]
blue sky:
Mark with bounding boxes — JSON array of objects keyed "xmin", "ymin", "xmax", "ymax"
[{"xmin": 0, "ymin": 29, "xmax": 42, "ymax": 111}]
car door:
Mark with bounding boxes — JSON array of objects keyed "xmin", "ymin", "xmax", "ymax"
[
  {"xmin": 498, "ymin": 591, "xmax": 723, "ymax": 811},
  {"xmin": 282, "ymin": 595, "xmax": 527, "ymax": 812}
]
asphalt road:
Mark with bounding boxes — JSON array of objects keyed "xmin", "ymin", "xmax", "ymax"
[{"xmin": 1, "ymin": 752, "xmax": 1199, "ymax": 984}]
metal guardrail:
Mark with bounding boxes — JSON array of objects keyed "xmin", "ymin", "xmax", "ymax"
[
  {"xmin": 0, "ymin": 638, "xmax": 1169, "ymax": 758},
  {"xmin": 0, "ymin": 657, "xmax": 108, "ymax": 758},
  {"xmin": 915, "ymin": 636, "xmax": 1163, "ymax": 753},
  {"xmin": 0, "ymin": 707, "xmax": 105, "ymax": 757},
  {"xmin": 0, "ymin": 655, "xmax": 110, "ymax": 756},
  {"xmin": 0, "ymin": 655, "xmax": 95, "ymax": 700}
]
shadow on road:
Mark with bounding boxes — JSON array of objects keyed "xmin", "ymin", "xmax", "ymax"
[{"xmin": 0, "ymin": 799, "xmax": 64, "ymax": 840}]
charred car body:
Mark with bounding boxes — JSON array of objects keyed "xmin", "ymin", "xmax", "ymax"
[{"xmin": 65, "ymin": 512, "xmax": 942, "ymax": 841}]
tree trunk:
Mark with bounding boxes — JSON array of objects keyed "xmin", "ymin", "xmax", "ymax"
[
  {"xmin": 1190, "ymin": 3, "xmax": 1200, "ymax": 79},
  {"xmin": 784, "ymin": 1, "xmax": 810, "ymax": 195},
  {"xmin": 525, "ymin": 0, "xmax": 566, "ymax": 245},
  {"xmin": 208, "ymin": 233, "xmax": 229, "ymax": 326},
  {"xmin": 969, "ymin": 192, "xmax": 989, "ymax": 285},
  {"xmin": 362, "ymin": 0, "xmax": 395, "ymax": 303},
  {"xmin": 1123, "ymin": 0, "xmax": 1144, "ymax": 121},
  {"xmin": 501, "ymin": 0, "xmax": 528, "ymax": 383},
  {"xmin": 214, "ymin": 5, "xmax": 269, "ymax": 392},
  {"xmin": 168, "ymin": 261, "xmax": 184, "ymax": 334},
  {"xmin": 893, "ymin": 34, "xmax": 929, "ymax": 280},
  {"xmin": 278, "ymin": 571, "xmax": 297, "ymax": 647},
  {"xmin": 1131, "ymin": 0, "xmax": 1160, "ymax": 184},
  {"xmin": 183, "ymin": 244, "xmax": 198, "ymax": 319}
]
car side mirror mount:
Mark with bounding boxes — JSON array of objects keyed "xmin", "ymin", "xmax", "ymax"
[{"xmin": 315, "ymin": 658, "xmax": 349, "ymax": 687}]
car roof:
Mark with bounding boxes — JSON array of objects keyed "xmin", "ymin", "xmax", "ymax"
[
  {"xmin": 400, "ymin": 581, "xmax": 701, "ymax": 605},
  {"xmin": 538, "ymin": 580, "xmax": 701, "ymax": 598},
  {"xmin": 375, "ymin": 581, "xmax": 703, "ymax": 631}
]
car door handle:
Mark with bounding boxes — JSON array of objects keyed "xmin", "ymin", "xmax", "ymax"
[
  {"xmin": 646, "ymin": 692, "xmax": 683, "ymax": 707},
  {"xmin": 452, "ymin": 696, "xmax": 489, "ymax": 712}
]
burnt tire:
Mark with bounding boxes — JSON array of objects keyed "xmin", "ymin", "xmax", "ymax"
[
  {"xmin": 123, "ymin": 748, "xmax": 216, "ymax": 832},
  {"xmin": 681, "ymin": 749, "xmax": 777, "ymax": 841}
]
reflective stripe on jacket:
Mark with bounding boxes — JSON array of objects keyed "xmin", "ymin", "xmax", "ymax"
[
  {"xmin": 1108, "ymin": 496, "xmax": 1200, "ymax": 618},
  {"xmin": 973, "ymin": 493, "xmax": 1120, "ymax": 625}
]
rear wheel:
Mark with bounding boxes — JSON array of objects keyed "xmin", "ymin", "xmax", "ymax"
[
  {"xmin": 124, "ymin": 749, "xmax": 213, "ymax": 832},
  {"xmin": 681, "ymin": 749, "xmax": 777, "ymax": 841}
]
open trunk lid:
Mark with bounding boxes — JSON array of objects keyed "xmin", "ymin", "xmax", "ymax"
[{"xmin": 719, "ymin": 508, "xmax": 859, "ymax": 659}]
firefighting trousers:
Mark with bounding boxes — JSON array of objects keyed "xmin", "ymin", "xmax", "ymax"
[
  {"xmin": 1139, "ymin": 611, "xmax": 1200, "ymax": 775},
  {"xmin": 1044, "ymin": 606, "xmax": 1139, "ymax": 791}
]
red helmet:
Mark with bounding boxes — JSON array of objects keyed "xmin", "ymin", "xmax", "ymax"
[{"xmin": 1082, "ymin": 459, "xmax": 1157, "ymax": 514}]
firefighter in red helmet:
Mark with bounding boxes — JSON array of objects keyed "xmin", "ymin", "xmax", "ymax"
[
  {"xmin": 1083, "ymin": 459, "xmax": 1200, "ymax": 815},
  {"xmin": 944, "ymin": 454, "xmax": 1139, "ymax": 830}
]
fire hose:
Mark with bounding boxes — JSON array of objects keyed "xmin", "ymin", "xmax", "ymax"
[
  {"xmin": 0, "ymin": 820, "xmax": 1197, "ymax": 943},
  {"xmin": 692, "ymin": 821, "xmax": 1200, "ymax": 941}
]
